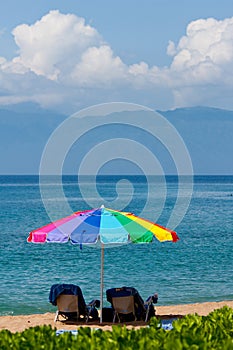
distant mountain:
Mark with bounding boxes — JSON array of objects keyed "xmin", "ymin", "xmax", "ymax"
[
  {"xmin": 0, "ymin": 103, "xmax": 232, "ymax": 174},
  {"xmin": 0, "ymin": 103, "xmax": 66, "ymax": 174},
  {"xmin": 161, "ymin": 107, "xmax": 233, "ymax": 174}
]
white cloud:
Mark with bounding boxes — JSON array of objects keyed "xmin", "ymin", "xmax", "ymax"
[
  {"xmin": 167, "ymin": 40, "xmax": 176, "ymax": 56},
  {"xmin": 11, "ymin": 10, "xmax": 102, "ymax": 80},
  {"xmin": 0, "ymin": 57, "xmax": 7, "ymax": 65},
  {"xmin": 0, "ymin": 11, "xmax": 232, "ymax": 111},
  {"xmin": 71, "ymin": 45, "xmax": 127, "ymax": 87},
  {"xmin": 165, "ymin": 17, "xmax": 233, "ymax": 107},
  {"xmin": 169, "ymin": 17, "xmax": 233, "ymax": 75}
]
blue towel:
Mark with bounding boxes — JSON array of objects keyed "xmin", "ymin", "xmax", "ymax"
[
  {"xmin": 49, "ymin": 284, "xmax": 83, "ymax": 305},
  {"xmin": 49, "ymin": 284, "xmax": 87, "ymax": 315},
  {"xmin": 161, "ymin": 319, "xmax": 174, "ymax": 330}
]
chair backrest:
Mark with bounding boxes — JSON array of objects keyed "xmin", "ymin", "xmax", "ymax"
[
  {"xmin": 56, "ymin": 294, "xmax": 79, "ymax": 315},
  {"xmin": 49, "ymin": 284, "xmax": 87, "ymax": 315},
  {"xmin": 106, "ymin": 286, "xmax": 147, "ymax": 321},
  {"xmin": 112, "ymin": 295, "xmax": 135, "ymax": 316}
]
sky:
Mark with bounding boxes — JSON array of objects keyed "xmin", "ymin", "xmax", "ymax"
[{"xmin": 0, "ymin": 0, "xmax": 233, "ymax": 114}]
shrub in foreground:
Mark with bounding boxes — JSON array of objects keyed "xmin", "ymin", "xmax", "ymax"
[{"xmin": 0, "ymin": 306, "xmax": 232, "ymax": 349}]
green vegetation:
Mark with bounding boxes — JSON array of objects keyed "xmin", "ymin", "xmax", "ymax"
[{"xmin": 0, "ymin": 307, "xmax": 232, "ymax": 349}]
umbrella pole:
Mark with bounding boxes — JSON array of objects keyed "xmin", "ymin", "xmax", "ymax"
[{"xmin": 100, "ymin": 243, "xmax": 104, "ymax": 323}]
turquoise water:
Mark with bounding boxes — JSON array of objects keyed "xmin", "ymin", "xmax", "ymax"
[{"xmin": 0, "ymin": 175, "xmax": 232, "ymax": 316}]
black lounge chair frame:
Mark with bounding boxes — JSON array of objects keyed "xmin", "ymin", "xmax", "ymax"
[
  {"xmin": 49, "ymin": 284, "xmax": 100, "ymax": 323},
  {"xmin": 106, "ymin": 286, "xmax": 158, "ymax": 323}
]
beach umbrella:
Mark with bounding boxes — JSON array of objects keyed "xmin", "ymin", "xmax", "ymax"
[{"xmin": 27, "ymin": 205, "xmax": 179, "ymax": 322}]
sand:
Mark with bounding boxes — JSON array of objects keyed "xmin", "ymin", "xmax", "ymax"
[{"xmin": 0, "ymin": 300, "xmax": 232, "ymax": 333}]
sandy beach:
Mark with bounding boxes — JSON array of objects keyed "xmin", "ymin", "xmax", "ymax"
[{"xmin": 1, "ymin": 300, "xmax": 232, "ymax": 333}]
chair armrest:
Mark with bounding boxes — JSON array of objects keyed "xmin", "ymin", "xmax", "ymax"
[
  {"xmin": 145, "ymin": 293, "xmax": 158, "ymax": 305},
  {"xmin": 87, "ymin": 299, "xmax": 100, "ymax": 308}
]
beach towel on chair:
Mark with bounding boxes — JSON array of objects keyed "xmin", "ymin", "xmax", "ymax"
[
  {"xmin": 49, "ymin": 284, "xmax": 99, "ymax": 322},
  {"xmin": 106, "ymin": 286, "xmax": 158, "ymax": 322}
]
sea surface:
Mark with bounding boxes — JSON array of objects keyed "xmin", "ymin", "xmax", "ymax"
[{"xmin": 0, "ymin": 175, "xmax": 232, "ymax": 316}]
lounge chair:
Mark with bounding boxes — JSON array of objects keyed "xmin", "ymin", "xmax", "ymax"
[
  {"xmin": 106, "ymin": 286, "xmax": 158, "ymax": 323},
  {"xmin": 49, "ymin": 283, "xmax": 100, "ymax": 323}
]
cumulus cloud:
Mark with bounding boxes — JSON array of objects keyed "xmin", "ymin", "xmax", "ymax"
[
  {"xmin": 70, "ymin": 45, "xmax": 127, "ymax": 87},
  {"xmin": 166, "ymin": 17, "xmax": 233, "ymax": 106},
  {"xmin": 11, "ymin": 10, "xmax": 102, "ymax": 80},
  {"xmin": 0, "ymin": 11, "xmax": 232, "ymax": 111},
  {"xmin": 169, "ymin": 17, "xmax": 233, "ymax": 75},
  {"xmin": 0, "ymin": 57, "xmax": 7, "ymax": 65}
]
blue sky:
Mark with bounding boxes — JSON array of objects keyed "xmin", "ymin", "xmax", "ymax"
[{"xmin": 0, "ymin": 0, "xmax": 233, "ymax": 113}]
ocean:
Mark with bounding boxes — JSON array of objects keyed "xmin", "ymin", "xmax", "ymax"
[{"xmin": 0, "ymin": 175, "xmax": 232, "ymax": 316}]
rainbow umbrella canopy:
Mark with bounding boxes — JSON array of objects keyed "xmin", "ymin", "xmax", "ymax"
[{"xmin": 27, "ymin": 205, "xmax": 179, "ymax": 322}]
